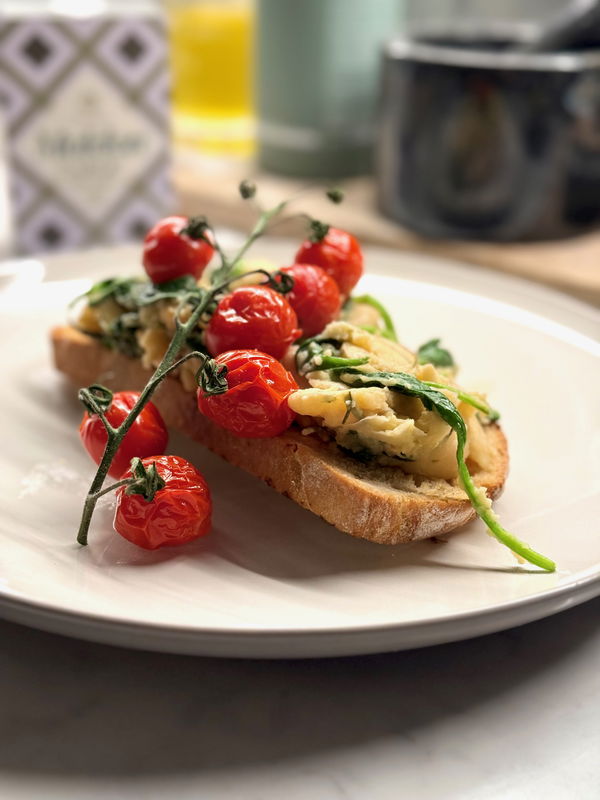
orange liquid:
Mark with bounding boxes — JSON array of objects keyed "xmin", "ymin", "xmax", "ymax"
[{"xmin": 169, "ymin": 1, "xmax": 255, "ymax": 155}]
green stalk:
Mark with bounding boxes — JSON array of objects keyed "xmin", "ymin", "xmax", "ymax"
[
  {"xmin": 456, "ymin": 442, "xmax": 556, "ymax": 572},
  {"xmin": 423, "ymin": 381, "xmax": 500, "ymax": 422},
  {"xmin": 211, "ymin": 201, "xmax": 288, "ymax": 286},
  {"xmin": 350, "ymin": 294, "xmax": 398, "ymax": 341}
]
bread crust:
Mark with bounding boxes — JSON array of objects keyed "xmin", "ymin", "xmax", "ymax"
[{"xmin": 51, "ymin": 325, "xmax": 509, "ymax": 545}]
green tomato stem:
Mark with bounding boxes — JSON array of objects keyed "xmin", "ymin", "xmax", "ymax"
[
  {"xmin": 351, "ymin": 294, "xmax": 398, "ymax": 341},
  {"xmin": 91, "ymin": 478, "xmax": 133, "ymax": 501}
]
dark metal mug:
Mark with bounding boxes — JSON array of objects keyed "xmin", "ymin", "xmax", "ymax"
[{"xmin": 377, "ymin": 27, "xmax": 600, "ymax": 241}]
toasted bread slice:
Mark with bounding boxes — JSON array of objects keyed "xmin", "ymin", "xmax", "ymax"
[{"xmin": 51, "ymin": 325, "xmax": 509, "ymax": 545}]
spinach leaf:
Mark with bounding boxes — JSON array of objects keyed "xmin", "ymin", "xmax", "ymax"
[
  {"xmin": 80, "ymin": 274, "xmax": 203, "ymax": 311},
  {"xmin": 103, "ymin": 311, "xmax": 142, "ymax": 358},
  {"xmin": 135, "ymin": 274, "xmax": 204, "ymax": 307},
  {"xmin": 335, "ymin": 368, "xmax": 555, "ymax": 572},
  {"xmin": 83, "ymin": 277, "xmax": 143, "ymax": 309},
  {"xmin": 417, "ymin": 338, "xmax": 455, "ymax": 368}
]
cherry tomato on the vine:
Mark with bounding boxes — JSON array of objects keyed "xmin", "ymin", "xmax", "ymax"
[
  {"xmin": 197, "ymin": 349, "xmax": 298, "ymax": 438},
  {"xmin": 295, "ymin": 227, "xmax": 363, "ymax": 296},
  {"xmin": 142, "ymin": 215, "xmax": 214, "ymax": 284},
  {"xmin": 278, "ymin": 263, "xmax": 341, "ymax": 337},
  {"xmin": 114, "ymin": 455, "xmax": 212, "ymax": 550},
  {"xmin": 205, "ymin": 285, "xmax": 301, "ymax": 360},
  {"xmin": 79, "ymin": 391, "xmax": 168, "ymax": 479}
]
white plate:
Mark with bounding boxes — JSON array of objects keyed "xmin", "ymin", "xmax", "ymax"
[{"xmin": 0, "ymin": 242, "xmax": 598, "ymax": 658}]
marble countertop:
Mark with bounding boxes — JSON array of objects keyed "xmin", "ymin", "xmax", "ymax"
[{"xmin": 1, "ymin": 598, "xmax": 598, "ymax": 800}]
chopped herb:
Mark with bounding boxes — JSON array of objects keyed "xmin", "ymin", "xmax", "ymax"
[
  {"xmin": 104, "ymin": 312, "xmax": 142, "ymax": 359},
  {"xmin": 326, "ymin": 187, "xmax": 344, "ymax": 204},
  {"xmin": 417, "ymin": 338, "xmax": 455, "ymax": 368},
  {"xmin": 295, "ymin": 337, "xmax": 369, "ymax": 375},
  {"xmin": 342, "ymin": 392, "xmax": 354, "ymax": 424}
]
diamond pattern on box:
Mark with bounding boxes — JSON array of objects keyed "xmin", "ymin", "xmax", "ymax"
[
  {"xmin": 0, "ymin": 71, "xmax": 33, "ymax": 130},
  {"xmin": 18, "ymin": 200, "xmax": 87, "ymax": 254},
  {"xmin": 61, "ymin": 17, "xmax": 108, "ymax": 44},
  {"xmin": 106, "ymin": 195, "xmax": 165, "ymax": 243},
  {"xmin": 95, "ymin": 19, "xmax": 166, "ymax": 89},
  {"xmin": 14, "ymin": 64, "xmax": 166, "ymax": 221},
  {"xmin": 0, "ymin": 14, "xmax": 171, "ymax": 255},
  {"xmin": 0, "ymin": 20, "xmax": 76, "ymax": 91},
  {"xmin": 140, "ymin": 66, "xmax": 171, "ymax": 127},
  {"xmin": 146, "ymin": 161, "xmax": 175, "ymax": 209},
  {"xmin": 8, "ymin": 167, "xmax": 37, "ymax": 217}
]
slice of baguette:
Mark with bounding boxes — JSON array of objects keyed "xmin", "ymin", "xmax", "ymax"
[{"xmin": 51, "ymin": 325, "xmax": 509, "ymax": 545}]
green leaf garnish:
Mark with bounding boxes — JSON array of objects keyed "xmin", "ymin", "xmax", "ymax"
[
  {"xmin": 417, "ymin": 338, "xmax": 455, "ymax": 368},
  {"xmin": 80, "ymin": 277, "xmax": 143, "ymax": 309}
]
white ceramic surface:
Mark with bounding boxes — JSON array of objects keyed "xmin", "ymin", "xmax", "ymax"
[{"xmin": 0, "ymin": 242, "xmax": 598, "ymax": 657}]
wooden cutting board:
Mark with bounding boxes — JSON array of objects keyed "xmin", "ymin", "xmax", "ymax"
[{"xmin": 175, "ymin": 166, "xmax": 600, "ymax": 307}]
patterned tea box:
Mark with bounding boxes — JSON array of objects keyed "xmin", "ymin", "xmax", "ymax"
[{"xmin": 0, "ymin": 13, "xmax": 172, "ymax": 254}]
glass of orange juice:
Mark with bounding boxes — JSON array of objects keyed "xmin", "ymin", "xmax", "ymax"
[{"xmin": 167, "ymin": 0, "xmax": 255, "ymax": 158}]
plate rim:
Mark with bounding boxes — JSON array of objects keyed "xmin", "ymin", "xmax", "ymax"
[{"xmin": 0, "ymin": 567, "xmax": 597, "ymax": 657}]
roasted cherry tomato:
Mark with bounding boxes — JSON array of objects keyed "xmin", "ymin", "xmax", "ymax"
[
  {"xmin": 79, "ymin": 391, "xmax": 168, "ymax": 479},
  {"xmin": 278, "ymin": 263, "xmax": 341, "ymax": 337},
  {"xmin": 295, "ymin": 227, "xmax": 363, "ymax": 296},
  {"xmin": 142, "ymin": 215, "xmax": 214, "ymax": 284},
  {"xmin": 197, "ymin": 349, "xmax": 298, "ymax": 438},
  {"xmin": 205, "ymin": 285, "xmax": 302, "ymax": 360},
  {"xmin": 114, "ymin": 455, "xmax": 212, "ymax": 550}
]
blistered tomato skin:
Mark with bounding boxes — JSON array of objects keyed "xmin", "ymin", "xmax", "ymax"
[
  {"xmin": 142, "ymin": 215, "xmax": 214, "ymax": 284},
  {"xmin": 294, "ymin": 228, "xmax": 363, "ymax": 296},
  {"xmin": 205, "ymin": 286, "xmax": 302, "ymax": 360},
  {"xmin": 197, "ymin": 349, "xmax": 298, "ymax": 438},
  {"xmin": 114, "ymin": 455, "xmax": 212, "ymax": 550},
  {"xmin": 79, "ymin": 391, "xmax": 168, "ymax": 479},
  {"xmin": 279, "ymin": 264, "xmax": 341, "ymax": 337}
]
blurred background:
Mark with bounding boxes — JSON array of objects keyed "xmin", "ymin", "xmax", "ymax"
[{"xmin": 1, "ymin": 0, "xmax": 599, "ymax": 302}]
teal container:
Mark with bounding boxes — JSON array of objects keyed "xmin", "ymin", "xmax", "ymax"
[{"xmin": 257, "ymin": 0, "xmax": 403, "ymax": 178}]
